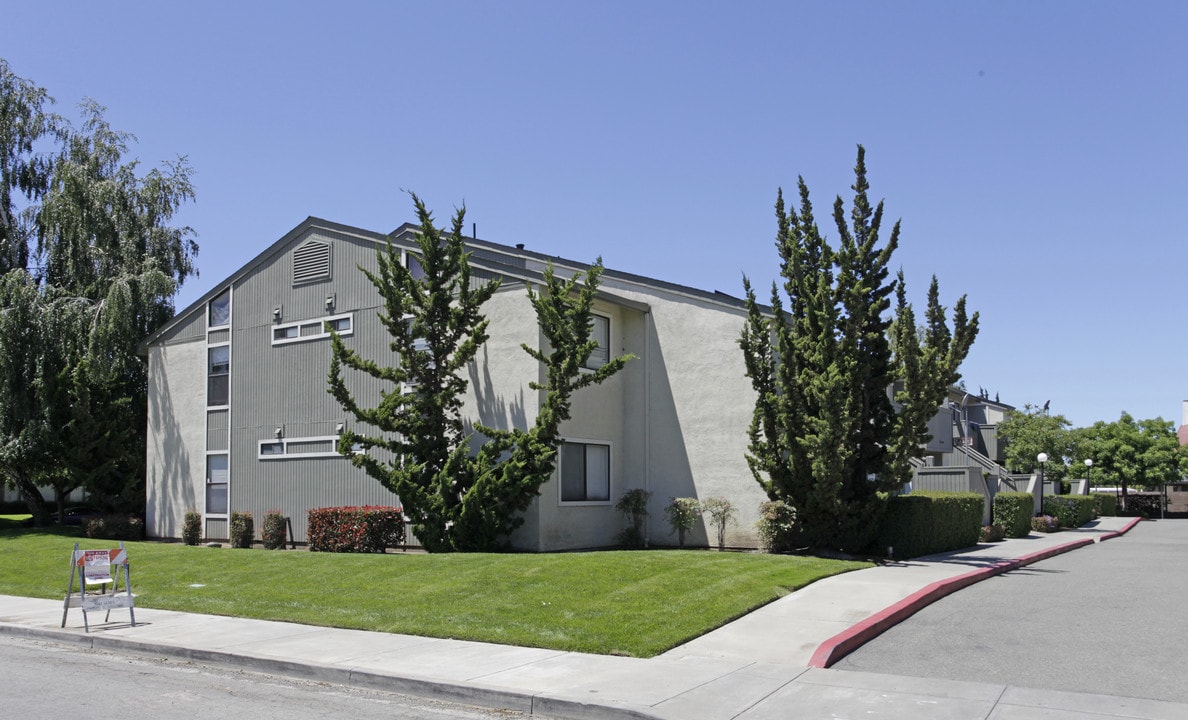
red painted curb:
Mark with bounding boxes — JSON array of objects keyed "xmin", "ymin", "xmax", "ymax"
[{"xmin": 806, "ymin": 518, "xmax": 1142, "ymax": 669}]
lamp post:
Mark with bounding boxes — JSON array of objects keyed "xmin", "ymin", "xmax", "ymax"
[
  {"xmin": 1084, "ymin": 458, "xmax": 1093, "ymax": 493},
  {"xmin": 1037, "ymin": 452, "xmax": 1049, "ymax": 516}
]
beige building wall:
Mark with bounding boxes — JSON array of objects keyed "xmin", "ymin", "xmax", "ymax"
[{"xmin": 145, "ymin": 340, "xmax": 207, "ymax": 538}]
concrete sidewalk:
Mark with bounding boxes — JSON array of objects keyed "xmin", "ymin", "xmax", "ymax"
[{"xmin": 3, "ymin": 515, "xmax": 1181, "ymax": 720}]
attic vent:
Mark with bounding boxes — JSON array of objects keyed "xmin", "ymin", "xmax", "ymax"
[{"xmin": 293, "ymin": 240, "xmax": 332, "ymax": 284}]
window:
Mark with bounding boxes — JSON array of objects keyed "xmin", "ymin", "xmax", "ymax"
[
  {"xmin": 560, "ymin": 441, "xmax": 611, "ymax": 503},
  {"xmin": 206, "ymin": 454, "xmax": 228, "ymax": 514},
  {"xmin": 583, "ymin": 315, "xmax": 610, "ymax": 370},
  {"xmin": 208, "ymin": 289, "xmax": 230, "ymax": 328},
  {"xmin": 406, "ymin": 251, "xmax": 425, "ymax": 280},
  {"xmin": 208, "ymin": 346, "xmax": 229, "ymax": 406},
  {"xmin": 271, "ymin": 313, "xmax": 353, "ymax": 346},
  {"xmin": 258, "ymin": 435, "xmax": 348, "ymax": 460}
]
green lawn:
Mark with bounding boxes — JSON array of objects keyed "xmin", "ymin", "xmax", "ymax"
[{"xmin": 0, "ymin": 517, "xmax": 870, "ymax": 657}]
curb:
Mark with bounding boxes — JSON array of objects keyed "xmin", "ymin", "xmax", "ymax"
[
  {"xmin": 0, "ymin": 623, "xmax": 664, "ymax": 720},
  {"xmin": 807, "ymin": 517, "xmax": 1142, "ymax": 669}
]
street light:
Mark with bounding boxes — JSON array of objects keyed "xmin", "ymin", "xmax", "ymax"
[
  {"xmin": 1084, "ymin": 458, "xmax": 1093, "ymax": 492},
  {"xmin": 1037, "ymin": 452, "xmax": 1049, "ymax": 516}
]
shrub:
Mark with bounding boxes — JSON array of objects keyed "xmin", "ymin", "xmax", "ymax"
[
  {"xmin": 1119, "ymin": 493, "xmax": 1161, "ymax": 519},
  {"xmin": 993, "ymin": 492, "xmax": 1034, "ymax": 538},
  {"xmin": 230, "ymin": 511, "xmax": 254, "ymax": 548},
  {"xmin": 182, "ymin": 511, "xmax": 202, "ymax": 545},
  {"xmin": 262, "ymin": 511, "xmax": 287, "ymax": 550},
  {"xmin": 1092, "ymin": 492, "xmax": 1117, "ymax": 517},
  {"xmin": 756, "ymin": 500, "xmax": 798, "ymax": 553},
  {"xmin": 1031, "ymin": 514, "xmax": 1059, "ymax": 533},
  {"xmin": 980, "ymin": 524, "xmax": 1005, "ymax": 542},
  {"xmin": 83, "ymin": 514, "xmax": 144, "ymax": 541},
  {"xmin": 307, "ymin": 506, "xmax": 405, "ymax": 552},
  {"xmin": 615, "ymin": 488, "xmax": 652, "ymax": 549},
  {"xmin": 664, "ymin": 497, "xmax": 700, "ymax": 546},
  {"xmin": 874, "ymin": 492, "xmax": 982, "ymax": 558},
  {"xmin": 1043, "ymin": 495, "xmax": 1094, "ymax": 528},
  {"xmin": 700, "ymin": 497, "xmax": 737, "ymax": 551}
]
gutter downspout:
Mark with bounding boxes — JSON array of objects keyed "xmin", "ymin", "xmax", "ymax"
[{"xmin": 644, "ymin": 310, "xmax": 652, "ymax": 548}]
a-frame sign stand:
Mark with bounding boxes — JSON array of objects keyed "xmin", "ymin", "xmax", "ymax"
[{"xmin": 62, "ymin": 541, "xmax": 136, "ymax": 632}]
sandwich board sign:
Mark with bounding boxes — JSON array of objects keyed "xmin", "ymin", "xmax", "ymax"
[{"xmin": 62, "ymin": 542, "xmax": 136, "ymax": 632}]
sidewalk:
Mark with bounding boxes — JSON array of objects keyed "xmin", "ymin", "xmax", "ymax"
[{"xmin": 4, "ymin": 516, "xmax": 1182, "ymax": 720}]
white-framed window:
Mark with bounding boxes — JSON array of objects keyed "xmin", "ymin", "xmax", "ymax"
[
  {"xmin": 405, "ymin": 250, "xmax": 425, "ymax": 280},
  {"xmin": 206, "ymin": 453, "xmax": 229, "ymax": 515},
  {"xmin": 559, "ymin": 439, "xmax": 611, "ymax": 504},
  {"xmin": 258, "ymin": 435, "xmax": 350, "ymax": 460},
  {"xmin": 208, "ymin": 288, "xmax": 230, "ymax": 328},
  {"xmin": 208, "ymin": 345, "xmax": 230, "ymax": 407},
  {"xmin": 272, "ymin": 313, "xmax": 354, "ymax": 345},
  {"xmin": 582, "ymin": 314, "xmax": 610, "ymax": 371}
]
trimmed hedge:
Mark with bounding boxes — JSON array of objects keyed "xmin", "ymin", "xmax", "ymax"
[
  {"xmin": 308, "ymin": 506, "xmax": 405, "ymax": 553},
  {"xmin": 230, "ymin": 512, "xmax": 254, "ymax": 548},
  {"xmin": 1119, "ymin": 493, "xmax": 1161, "ymax": 519},
  {"xmin": 874, "ymin": 491, "xmax": 983, "ymax": 559},
  {"xmin": 1092, "ymin": 492, "xmax": 1117, "ymax": 517},
  {"xmin": 83, "ymin": 514, "xmax": 144, "ymax": 541},
  {"xmin": 182, "ymin": 511, "xmax": 201, "ymax": 545},
  {"xmin": 993, "ymin": 492, "xmax": 1034, "ymax": 538},
  {"xmin": 1044, "ymin": 495, "xmax": 1094, "ymax": 528},
  {"xmin": 262, "ymin": 511, "xmax": 287, "ymax": 550}
]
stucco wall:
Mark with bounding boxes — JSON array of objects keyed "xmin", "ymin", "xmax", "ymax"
[{"xmin": 145, "ymin": 340, "xmax": 206, "ymax": 538}]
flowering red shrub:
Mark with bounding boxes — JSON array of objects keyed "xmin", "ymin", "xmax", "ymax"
[{"xmin": 307, "ymin": 506, "xmax": 405, "ymax": 552}]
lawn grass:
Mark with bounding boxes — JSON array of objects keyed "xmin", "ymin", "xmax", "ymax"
[{"xmin": 0, "ymin": 521, "xmax": 871, "ymax": 657}]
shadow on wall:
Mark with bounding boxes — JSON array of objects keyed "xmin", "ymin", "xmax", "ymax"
[
  {"xmin": 468, "ymin": 345, "xmax": 529, "ymax": 433},
  {"xmin": 638, "ymin": 316, "xmax": 701, "ymax": 547},
  {"xmin": 146, "ymin": 358, "xmax": 193, "ymax": 538}
]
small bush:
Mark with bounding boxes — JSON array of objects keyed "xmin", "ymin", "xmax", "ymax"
[
  {"xmin": 1119, "ymin": 493, "xmax": 1161, "ymax": 519},
  {"xmin": 1044, "ymin": 495, "xmax": 1094, "ymax": 528},
  {"xmin": 230, "ymin": 511, "xmax": 254, "ymax": 548},
  {"xmin": 308, "ymin": 506, "xmax": 404, "ymax": 552},
  {"xmin": 182, "ymin": 511, "xmax": 202, "ymax": 545},
  {"xmin": 701, "ymin": 497, "xmax": 737, "ymax": 551},
  {"xmin": 83, "ymin": 514, "xmax": 144, "ymax": 541},
  {"xmin": 756, "ymin": 500, "xmax": 798, "ymax": 553},
  {"xmin": 262, "ymin": 511, "xmax": 287, "ymax": 550},
  {"xmin": 993, "ymin": 492, "xmax": 1034, "ymax": 538},
  {"xmin": 1092, "ymin": 492, "xmax": 1117, "ymax": 517},
  {"xmin": 664, "ymin": 497, "xmax": 700, "ymax": 546},
  {"xmin": 1031, "ymin": 515, "xmax": 1059, "ymax": 533},
  {"xmin": 874, "ymin": 492, "xmax": 982, "ymax": 558},
  {"xmin": 980, "ymin": 524, "xmax": 1005, "ymax": 542},
  {"xmin": 615, "ymin": 489, "xmax": 652, "ymax": 549}
]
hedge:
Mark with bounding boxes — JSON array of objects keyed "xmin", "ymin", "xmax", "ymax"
[
  {"xmin": 1043, "ymin": 495, "xmax": 1094, "ymax": 528},
  {"xmin": 82, "ymin": 514, "xmax": 144, "ymax": 541},
  {"xmin": 1092, "ymin": 492, "xmax": 1117, "ymax": 517},
  {"xmin": 874, "ymin": 491, "xmax": 983, "ymax": 559},
  {"xmin": 993, "ymin": 492, "xmax": 1034, "ymax": 538},
  {"xmin": 308, "ymin": 506, "xmax": 405, "ymax": 552},
  {"xmin": 1119, "ymin": 493, "xmax": 1162, "ymax": 519},
  {"xmin": 230, "ymin": 511, "xmax": 254, "ymax": 548}
]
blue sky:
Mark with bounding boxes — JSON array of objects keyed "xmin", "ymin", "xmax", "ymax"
[{"xmin": 6, "ymin": 1, "xmax": 1186, "ymax": 429}]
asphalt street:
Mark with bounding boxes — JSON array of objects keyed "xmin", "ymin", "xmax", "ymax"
[
  {"xmin": 0, "ymin": 634, "xmax": 552, "ymax": 720},
  {"xmin": 834, "ymin": 518, "xmax": 1188, "ymax": 703}
]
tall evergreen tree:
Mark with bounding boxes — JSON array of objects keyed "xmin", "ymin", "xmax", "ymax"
[
  {"xmin": 741, "ymin": 147, "xmax": 978, "ymax": 550},
  {"xmin": 329, "ymin": 196, "xmax": 630, "ymax": 551},
  {"xmin": 887, "ymin": 272, "xmax": 980, "ymax": 485}
]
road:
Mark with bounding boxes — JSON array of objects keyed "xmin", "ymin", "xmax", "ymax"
[
  {"xmin": 0, "ymin": 634, "xmax": 547, "ymax": 719},
  {"xmin": 835, "ymin": 519, "xmax": 1188, "ymax": 703}
]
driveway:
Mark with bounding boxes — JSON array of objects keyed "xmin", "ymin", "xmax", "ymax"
[{"xmin": 833, "ymin": 519, "xmax": 1188, "ymax": 704}]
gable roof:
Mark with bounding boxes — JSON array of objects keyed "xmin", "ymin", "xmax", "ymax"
[{"xmin": 140, "ymin": 215, "xmax": 753, "ymax": 351}]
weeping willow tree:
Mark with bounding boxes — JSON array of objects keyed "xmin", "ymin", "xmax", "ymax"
[{"xmin": 0, "ymin": 59, "xmax": 197, "ymax": 522}]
